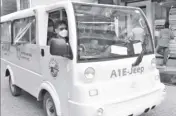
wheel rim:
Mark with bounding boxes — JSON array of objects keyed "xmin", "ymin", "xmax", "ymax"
[{"xmin": 46, "ymin": 98, "xmax": 56, "ymax": 116}]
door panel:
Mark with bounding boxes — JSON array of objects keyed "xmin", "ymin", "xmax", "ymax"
[{"xmin": 40, "ymin": 46, "xmax": 71, "ymax": 116}]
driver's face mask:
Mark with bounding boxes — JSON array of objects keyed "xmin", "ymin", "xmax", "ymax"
[
  {"xmin": 56, "ymin": 24, "xmax": 68, "ymax": 38},
  {"xmin": 59, "ymin": 29, "xmax": 68, "ymax": 38}
]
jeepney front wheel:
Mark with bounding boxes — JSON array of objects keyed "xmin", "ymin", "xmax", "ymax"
[
  {"xmin": 9, "ymin": 75, "xmax": 21, "ymax": 96},
  {"xmin": 43, "ymin": 92, "xmax": 57, "ymax": 116}
]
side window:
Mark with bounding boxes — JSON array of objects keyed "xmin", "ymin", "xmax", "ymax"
[
  {"xmin": 0, "ymin": 22, "xmax": 11, "ymax": 43},
  {"xmin": 47, "ymin": 9, "xmax": 68, "ymax": 45},
  {"xmin": 13, "ymin": 17, "xmax": 36, "ymax": 44}
]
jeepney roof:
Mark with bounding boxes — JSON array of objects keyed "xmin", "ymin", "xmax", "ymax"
[
  {"xmin": 0, "ymin": 6, "xmax": 41, "ymax": 23},
  {"xmin": 1, "ymin": 1, "xmax": 141, "ymax": 23},
  {"xmin": 45, "ymin": 1, "xmax": 141, "ymax": 13}
]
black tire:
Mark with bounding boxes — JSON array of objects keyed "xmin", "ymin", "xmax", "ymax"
[
  {"xmin": 43, "ymin": 92, "xmax": 57, "ymax": 116},
  {"xmin": 9, "ymin": 76, "xmax": 21, "ymax": 96}
]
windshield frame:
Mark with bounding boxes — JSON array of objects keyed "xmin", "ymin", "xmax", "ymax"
[{"xmin": 73, "ymin": 2, "xmax": 154, "ymax": 63}]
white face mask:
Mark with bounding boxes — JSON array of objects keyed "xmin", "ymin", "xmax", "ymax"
[{"xmin": 59, "ymin": 29, "xmax": 68, "ymax": 38}]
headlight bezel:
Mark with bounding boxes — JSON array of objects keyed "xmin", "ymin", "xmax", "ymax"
[{"xmin": 84, "ymin": 67, "xmax": 95, "ymax": 82}]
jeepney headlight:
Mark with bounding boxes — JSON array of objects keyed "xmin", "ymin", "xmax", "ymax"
[
  {"xmin": 97, "ymin": 108, "xmax": 104, "ymax": 116},
  {"xmin": 84, "ymin": 67, "xmax": 95, "ymax": 82}
]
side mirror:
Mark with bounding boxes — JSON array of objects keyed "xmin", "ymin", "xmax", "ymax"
[{"xmin": 50, "ymin": 39, "xmax": 73, "ymax": 59}]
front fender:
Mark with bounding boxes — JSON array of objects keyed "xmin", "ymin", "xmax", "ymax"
[{"xmin": 37, "ymin": 81, "xmax": 62, "ymax": 116}]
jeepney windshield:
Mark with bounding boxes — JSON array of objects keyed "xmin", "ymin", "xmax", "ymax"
[{"xmin": 73, "ymin": 3, "xmax": 154, "ymax": 62}]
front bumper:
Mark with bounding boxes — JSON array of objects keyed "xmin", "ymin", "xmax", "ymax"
[{"xmin": 68, "ymin": 84, "xmax": 166, "ymax": 116}]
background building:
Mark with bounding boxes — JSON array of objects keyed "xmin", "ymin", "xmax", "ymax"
[
  {"xmin": 1, "ymin": 0, "xmax": 17, "ymax": 16},
  {"xmin": 1, "ymin": 0, "xmax": 176, "ymax": 39}
]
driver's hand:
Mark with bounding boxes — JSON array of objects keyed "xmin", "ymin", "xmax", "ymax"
[
  {"xmin": 79, "ymin": 47, "xmax": 83, "ymax": 52},
  {"xmin": 79, "ymin": 44, "xmax": 86, "ymax": 54}
]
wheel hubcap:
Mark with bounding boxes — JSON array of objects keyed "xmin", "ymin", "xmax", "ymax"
[{"xmin": 46, "ymin": 98, "xmax": 56, "ymax": 116}]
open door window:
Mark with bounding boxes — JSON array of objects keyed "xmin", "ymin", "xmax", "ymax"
[{"xmin": 47, "ymin": 8, "xmax": 69, "ymax": 45}]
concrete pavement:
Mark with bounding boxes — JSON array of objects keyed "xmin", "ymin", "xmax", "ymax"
[{"xmin": 141, "ymin": 85, "xmax": 176, "ymax": 116}]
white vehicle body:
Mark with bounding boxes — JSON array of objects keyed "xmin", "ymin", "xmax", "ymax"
[{"xmin": 1, "ymin": 1, "xmax": 166, "ymax": 116}]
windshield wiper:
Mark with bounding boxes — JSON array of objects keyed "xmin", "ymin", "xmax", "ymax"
[
  {"xmin": 132, "ymin": 43, "xmax": 146, "ymax": 67},
  {"xmin": 132, "ymin": 32, "xmax": 150, "ymax": 67},
  {"xmin": 132, "ymin": 49, "xmax": 144, "ymax": 67}
]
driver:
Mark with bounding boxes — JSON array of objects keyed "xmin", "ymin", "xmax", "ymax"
[{"xmin": 48, "ymin": 20, "xmax": 68, "ymax": 45}]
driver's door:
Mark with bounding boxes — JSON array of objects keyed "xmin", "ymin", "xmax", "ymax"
[{"xmin": 40, "ymin": 7, "xmax": 71, "ymax": 116}]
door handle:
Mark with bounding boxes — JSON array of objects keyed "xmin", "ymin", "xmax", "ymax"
[{"xmin": 41, "ymin": 49, "xmax": 45, "ymax": 57}]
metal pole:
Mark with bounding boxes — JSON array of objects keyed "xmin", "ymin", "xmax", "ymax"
[{"xmin": 1, "ymin": 0, "xmax": 3, "ymax": 15}]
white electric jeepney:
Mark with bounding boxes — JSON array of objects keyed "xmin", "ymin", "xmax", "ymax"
[{"xmin": 1, "ymin": 0, "xmax": 165, "ymax": 116}]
